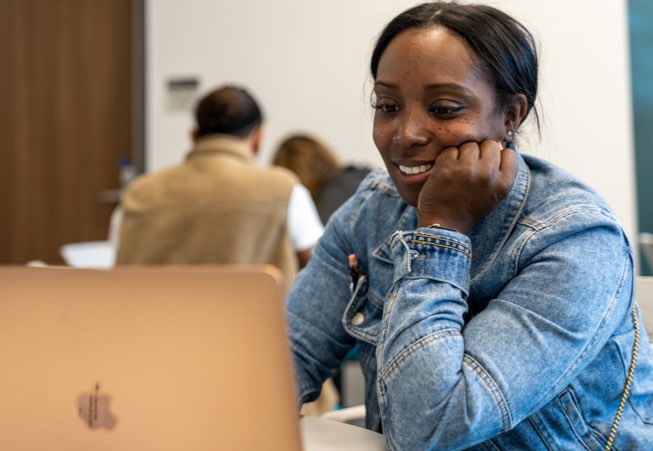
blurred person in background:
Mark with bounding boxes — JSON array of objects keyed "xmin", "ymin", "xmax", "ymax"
[
  {"xmin": 115, "ymin": 85, "xmax": 323, "ymax": 285},
  {"xmin": 272, "ymin": 134, "xmax": 371, "ymax": 224}
]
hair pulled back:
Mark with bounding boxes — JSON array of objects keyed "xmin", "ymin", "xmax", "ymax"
[{"xmin": 370, "ymin": 2, "xmax": 539, "ymax": 127}]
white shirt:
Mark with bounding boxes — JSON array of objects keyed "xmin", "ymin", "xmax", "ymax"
[{"xmin": 287, "ymin": 184, "xmax": 324, "ymax": 252}]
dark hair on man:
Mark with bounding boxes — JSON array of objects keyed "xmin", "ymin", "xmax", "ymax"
[
  {"xmin": 370, "ymin": 2, "xmax": 539, "ymax": 129},
  {"xmin": 194, "ymin": 85, "xmax": 264, "ymax": 138}
]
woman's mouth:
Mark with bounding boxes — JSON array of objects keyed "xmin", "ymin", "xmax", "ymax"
[{"xmin": 398, "ymin": 163, "xmax": 433, "ymax": 175}]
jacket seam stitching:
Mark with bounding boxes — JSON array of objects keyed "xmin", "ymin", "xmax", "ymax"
[
  {"xmin": 518, "ymin": 204, "xmax": 611, "ymax": 232},
  {"xmin": 463, "ymin": 353, "xmax": 513, "ymax": 431},
  {"xmin": 378, "ymin": 331, "xmax": 513, "ymax": 432},
  {"xmin": 559, "ymin": 388, "xmax": 604, "ymax": 450},
  {"xmin": 410, "ymin": 239, "xmax": 472, "ymax": 258},
  {"xmin": 380, "ymin": 328, "xmax": 458, "ymax": 378},
  {"xmin": 529, "ymin": 254, "xmax": 629, "ymax": 412},
  {"xmin": 412, "ymin": 233, "xmax": 471, "ymax": 251}
]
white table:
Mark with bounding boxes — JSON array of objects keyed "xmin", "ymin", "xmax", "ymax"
[{"xmin": 300, "ymin": 416, "xmax": 387, "ymax": 450}]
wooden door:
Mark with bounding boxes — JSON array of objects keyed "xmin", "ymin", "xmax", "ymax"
[{"xmin": 0, "ymin": 0, "xmax": 133, "ymax": 264}]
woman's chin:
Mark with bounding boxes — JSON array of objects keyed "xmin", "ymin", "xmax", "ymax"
[
  {"xmin": 395, "ymin": 183, "xmax": 423, "ymax": 208},
  {"xmin": 391, "ymin": 170, "xmax": 431, "ymax": 207}
]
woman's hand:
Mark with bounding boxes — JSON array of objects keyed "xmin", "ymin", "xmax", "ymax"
[{"xmin": 417, "ymin": 140, "xmax": 518, "ymax": 235}]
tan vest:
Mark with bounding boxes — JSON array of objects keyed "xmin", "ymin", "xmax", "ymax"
[{"xmin": 116, "ymin": 135, "xmax": 298, "ymax": 290}]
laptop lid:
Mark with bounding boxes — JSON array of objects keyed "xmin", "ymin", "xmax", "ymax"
[{"xmin": 0, "ymin": 265, "xmax": 302, "ymax": 451}]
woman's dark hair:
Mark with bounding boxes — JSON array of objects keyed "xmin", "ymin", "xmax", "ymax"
[
  {"xmin": 194, "ymin": 85, "xmax": 263, "ymax": 138},
  {"xmin": 370, "ymin": 2, "xmax": 539, "ymax": 128}
]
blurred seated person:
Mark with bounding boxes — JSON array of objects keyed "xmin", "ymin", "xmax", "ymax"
[
  {"xmin": 115, "ymin": 85, "xmax": 323, "ymax": 286},
  {"xmin": 272, "ymin": 134, "xmax": 371, "ymax": 224}
]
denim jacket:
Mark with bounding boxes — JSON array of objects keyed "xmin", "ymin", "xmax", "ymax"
[{"xmin": 286, "ymin": 152, "xmax": 653, "ymax": 450}]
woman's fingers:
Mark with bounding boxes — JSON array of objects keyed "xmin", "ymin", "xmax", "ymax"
[{"xmin": 417, "ymin": 140, "xmax": 518, "ymax": 233}]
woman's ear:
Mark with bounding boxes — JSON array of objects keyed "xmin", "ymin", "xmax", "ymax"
[{"xmin": 504, "ymin": 93, "xmax": 528, "ymax": 142}]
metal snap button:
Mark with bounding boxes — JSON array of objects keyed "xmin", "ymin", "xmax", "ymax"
[{"xmin": 351, "ymin": 312, "xmax": 365, "ymax": 326}]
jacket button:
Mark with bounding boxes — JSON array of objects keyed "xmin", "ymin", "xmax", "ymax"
[{"xmin": 351, "ymin": 312, "xmax": 365, "ymax": 325}]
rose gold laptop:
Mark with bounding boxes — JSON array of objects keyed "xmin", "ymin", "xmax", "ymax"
[{"xmin": 0, "ymin": 265, "xmax": 302, "ymax": 451}]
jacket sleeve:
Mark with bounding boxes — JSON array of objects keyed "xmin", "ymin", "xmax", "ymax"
[
  {"xmin": 285, "ymin": 197, "xmax": 361, "ymax": 405},
  {"xmin": 377, "ymin": 211, "xmax": 633, "ymax": 450}
]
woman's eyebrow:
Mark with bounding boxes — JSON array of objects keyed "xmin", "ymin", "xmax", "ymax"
[
  {"xmin": 424, "ymin": 83, "xmax": 473, "ymax": 94},
  {"xmin": 373, "ymin": 80, "xmax": 397, "ymax": 89},
  {"xmin": 374, "ymin": 80, "xmax": 474, "ymax": 95}
]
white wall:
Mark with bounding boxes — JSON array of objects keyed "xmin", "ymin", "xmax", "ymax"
[{"xmin": 146, "ymin": 0, "xmax": 637, "ymax": 244}]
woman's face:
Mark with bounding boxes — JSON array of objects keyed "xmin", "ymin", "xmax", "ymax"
[{"xmin": 372, "ymin": 27, "xmax": 508, "ymax": 207}]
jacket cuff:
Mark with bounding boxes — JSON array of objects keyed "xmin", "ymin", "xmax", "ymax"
[{"xmin": 390, "ymin": 228, "xmax": 471, "ymax": 294}]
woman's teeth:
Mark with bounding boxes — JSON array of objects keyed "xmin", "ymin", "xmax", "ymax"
[{"xmin": 398, "ymin": 163, "xmax": 433, "ymax": 175}]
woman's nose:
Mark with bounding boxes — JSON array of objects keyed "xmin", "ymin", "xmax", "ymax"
[{"xmin": 392, "ymin": 110, "xmax": 430, "ymax": 148}]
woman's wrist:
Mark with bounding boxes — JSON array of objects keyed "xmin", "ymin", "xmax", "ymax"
[
  {"xmin": 418, "ymin": 213, "xmax": 459, "ymax": 229},
  {"xmin": 417, "ymin": 214, "xmax": 471, "ymax": 234},
  {"xmin": 422, "ymin": 223, "xmax": 460, "ymax": 233}
]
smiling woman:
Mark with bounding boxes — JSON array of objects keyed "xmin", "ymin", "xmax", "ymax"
[
  {"xmin": 285, "ymin": 2, "xmax": 653, "ymax": 450},
  {"xmin": 371, "ymin": 26, "xmax": 524, "ymax": 230}
]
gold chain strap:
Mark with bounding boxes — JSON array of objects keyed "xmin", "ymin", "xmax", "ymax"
[{"xmin": 603, "ymin": 305, "xmax": 640, "ymax": 451}]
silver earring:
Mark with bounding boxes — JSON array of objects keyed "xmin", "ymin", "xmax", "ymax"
[{"xmin": 507, "ymin": 130, "xmax": 513, "ymax": 138}]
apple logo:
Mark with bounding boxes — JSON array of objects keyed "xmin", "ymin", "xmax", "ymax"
[{"xmin": 77, "ymin": 382, "xmax": 118, "ymax": 430}]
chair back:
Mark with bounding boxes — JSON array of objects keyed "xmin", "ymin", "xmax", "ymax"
[
  {"xmin": 639, "ymin": 232, "xmax": 653, "ymax": 270},
  {"xmin": 636, "ymin": 276, "xmax": 653, "ymax": 340}
]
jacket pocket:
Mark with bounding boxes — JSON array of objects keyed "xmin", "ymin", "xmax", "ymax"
[
  {"xmin": 614, "ymin": 321, "xmax": 653, "ymax": 424},
  {"xmin": 342, "ymin": 275, "xmax": 383, "ymax": 345}
]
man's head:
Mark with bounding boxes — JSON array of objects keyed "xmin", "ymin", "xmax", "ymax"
[{"xmin": 193, "ymin": 85, "xmax": 264, "ymax": 150}]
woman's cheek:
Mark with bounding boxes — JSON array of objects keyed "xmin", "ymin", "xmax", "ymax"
[{"xmin": 372, "ymin": 128, "xmax": 387, "ymax": 153}]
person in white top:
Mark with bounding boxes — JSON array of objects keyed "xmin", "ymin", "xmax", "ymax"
[{"xmin": 287, "ymin": 183, "xmax": 324, "ymax": 267}]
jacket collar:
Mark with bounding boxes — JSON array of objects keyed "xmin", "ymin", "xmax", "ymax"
[
  {"xmin": 373, "ymin": 151, "xmax": 531, "ymax": 278},
  {"xmin": 185, "ymin": 134, "xmax": 254, "ymax": 162},
  {"xmin": 468, "ymin": 152, "xmax": 530, "ymax": 282}
]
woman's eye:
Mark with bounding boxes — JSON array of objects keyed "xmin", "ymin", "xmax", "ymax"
[
  {"xmin": 372, "ymin": 102, "xmax": 399, "ymax": 114},
  {"xmin": 429, "ymin": 103, "xmax": 462, "ymax": 117}
]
